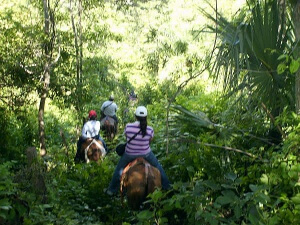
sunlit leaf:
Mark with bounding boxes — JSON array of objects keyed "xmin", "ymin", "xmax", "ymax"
[
  {"xmin": 277, "ymin": 63, "xmax": 287, "ymax": 74},
  {"xmin": 277, "ymin": 54, "xmax": 288, "ymax": 61},
  {"xmin": 291, "ymin": 193, "xmax": 300, "ymax": 204},
  {"xmin": 260, "ymin": 174, "xmax": 269, "ymax": 184},
  {"xmin": 289, "ymin": 59, "xmax": 300, "ymax": 73}
]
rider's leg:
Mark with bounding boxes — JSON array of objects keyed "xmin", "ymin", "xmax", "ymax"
[
  {"xmin": 143, "ymin": 152, "xmax": 171, "ymax": 190},
  {"xmin": 112, "ymin": 115, "xmax": 118, "ymax": 132},
  {"xmin": 99, "ymin": 136, "xmax": 108, "ymax": 153},
  {"xmin": 107, "ymin": 153, "xmax": 137, "ymax": 194},
  {"xmin": 74, "ymin": 136, "xmax": 85, "ymax": 162}
]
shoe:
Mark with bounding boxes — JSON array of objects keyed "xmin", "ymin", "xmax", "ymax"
[{"xmin": 103, "ymin": 188, "xmax": 114, "ymax": 196}]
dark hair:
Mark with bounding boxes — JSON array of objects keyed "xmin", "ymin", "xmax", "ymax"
[
  {"xmin": 136, "ymin": 116, "xmax": 147, "ymax": 137},
  {"xmin": 89, "ymin": 116, "xmax": 97, "ymax": 120}
]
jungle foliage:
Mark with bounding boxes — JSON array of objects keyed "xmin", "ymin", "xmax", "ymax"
[{"xmin": 0, "ymin": 0, "xmax": 299, "ymax": 224}]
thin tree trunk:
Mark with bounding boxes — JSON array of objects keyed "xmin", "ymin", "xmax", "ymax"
[
  {"xmin": 38, "ymin": 65, "xmax": 50, "ymax": 156},
  {"xmin": 293, "ymin": 0, "xmax": 300, "ymax": 114},
  {"xmin": 79, "ymin": 0, "xmax": 83, "ymax": 86},
  {"xmin": 39, "ymin": 0, "xmax": 54, "ymax": 156},
  {"xmin": 70, "ymin": 0, "xmax": 83, "ymax": 113}
]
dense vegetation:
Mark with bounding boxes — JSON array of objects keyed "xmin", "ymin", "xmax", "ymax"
[{"xmin": 0, "ymin": 0, "xmax": 299, "ymax": 224}]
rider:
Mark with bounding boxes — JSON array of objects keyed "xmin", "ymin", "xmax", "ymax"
[
  {"xmin": 129, "ymin": 90, "xmax": 137, "ymax": 101},
  {"xmin": 105, "ymin": 106, "xmax": 171, "ymax": 196},
  {"xmin": 74, "ymin": 110, "xmax": 108, "ymax": 162},
  {"xmin": 100, "ymin": 95, "xmax": 118, "ymax": 126}
]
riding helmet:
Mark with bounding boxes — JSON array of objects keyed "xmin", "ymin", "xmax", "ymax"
[
  {"xmin": 89, "ymin": 110, "xmax": 97, "ymax": 118},
  {"xmin": 135, "ymin": 106, "xmax": 147, "ymax": 117}
]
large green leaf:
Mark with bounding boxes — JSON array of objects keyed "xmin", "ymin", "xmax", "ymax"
[{"xmin": 202, "ymin": 0, "xmax": 295, "ymax": 115}]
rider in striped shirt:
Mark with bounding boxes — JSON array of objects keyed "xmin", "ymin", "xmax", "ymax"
[
  {"xmin": 105, "ymin": 106, "xmax": 171, "ymax": 195},
  {"xmin": 125, "ymin": 121, "xmax": 153, "ymax": 155}
]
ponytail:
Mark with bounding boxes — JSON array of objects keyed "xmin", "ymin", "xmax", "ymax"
[{"xmin": 136, "ymin": 116, "xmax": 147, "ymax": 137}]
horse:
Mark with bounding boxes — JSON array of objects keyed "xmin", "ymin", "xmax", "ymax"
[
  {"xmin": 120, "ymin": 157, "xmax": 162, "ymax": 210},
  {"xmin": 100, "ymin": 116, "xmax": 117, "ymax": 141},
  {"xmin": 80, "ymin": 139, "xmax": 106, "ymax": 163}
]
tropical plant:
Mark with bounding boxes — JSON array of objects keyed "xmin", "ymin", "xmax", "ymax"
[
  {"xmin": 203, "ymin": 0, "xmax": 295, "ymax": 118},
  {"xmin": 0, "ymin": 161, "xmax": 29, "ymax": 224}
]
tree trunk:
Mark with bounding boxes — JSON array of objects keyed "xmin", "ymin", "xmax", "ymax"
[
  {"xmin": 293, "ymin": 0, "xmax": 300, "ymax": 114},
  {"xmin": 38, "ymin": 68, "xmax": 50, "ymax": 156},
  {"xmin": 79, "ymin": 0, "xmax": 83, "ymax": 86},
  {"xmin": 39, "ymin": 0, "xmax": 52, "ymax": 156},
  {"xmin": 70, "ymin": 0, "xmax": 83, "ymax": 113}
]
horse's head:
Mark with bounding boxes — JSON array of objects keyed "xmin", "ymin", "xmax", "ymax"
[
  {"xmin": 121, "ymin": 158, "xmax": 161, "ymax": 210},
  {"xmin": 82, "ymin": 139, "xmax": 106, "ymax": 163}
]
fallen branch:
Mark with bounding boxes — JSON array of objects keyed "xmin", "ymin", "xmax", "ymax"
[
  {"xmin": 171, "ymin": 138, "xmax": 264, "ymax": 160},
  {"xmin": 197, "ymin": 142, "xmax": 259, "ymax": 159}
]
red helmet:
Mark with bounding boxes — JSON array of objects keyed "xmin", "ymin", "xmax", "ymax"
[{"xmin": 88, "ymin": 110, "xmax": 97, "ymax": 118}]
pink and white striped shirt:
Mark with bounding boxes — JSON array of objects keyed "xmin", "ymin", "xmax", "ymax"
[{"xmin": 125, "ymin": 121, "xmax": 154, "ymax": 155}]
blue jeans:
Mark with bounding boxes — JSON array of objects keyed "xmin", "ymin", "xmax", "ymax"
[
  {"xmin": 107, "ymin": 152, "xmax": 170, "ymax": 193},
  {"xmin": 98, "ymin": 136, "xmax": 108, "ymax": 152}
]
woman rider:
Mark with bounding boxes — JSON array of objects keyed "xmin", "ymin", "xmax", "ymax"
[
  {"xmin": 74, "ymin": 110, "xmax": 108, "ymax": 162},
  {"xmin": 105, "ymin": 106, "xmax": 170, "ymax": 195}
]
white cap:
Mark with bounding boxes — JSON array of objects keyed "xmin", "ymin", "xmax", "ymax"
[{"xmin": 135, "ymin": 106, "xmax": 147, "ymax": 117}]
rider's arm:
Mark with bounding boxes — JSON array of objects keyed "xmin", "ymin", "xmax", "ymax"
[
  {"xmin": 149, "ymin": 127, "xmax": 154, "ymax": 143},
  {"xmin": 100, "ymin": 103, "xmax": 104, "ymax": 111},
  {"xmin": 81, "ymin": 123, "xmax": 88, "ymax": 139},
  {"xmin": 96, "ymin": 121, "xmax": 101, "ymax": 133}
]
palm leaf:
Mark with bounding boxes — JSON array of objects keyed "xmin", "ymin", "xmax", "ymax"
[
  {"xmin": 170, "ymin": 104, "xmax": 215, "ymax": 130},
  {"xmin": 202, "ymin": 0, "xmax": 295, "ymax": 114}
]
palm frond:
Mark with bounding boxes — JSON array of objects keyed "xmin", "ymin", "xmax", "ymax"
[
  {"xmin": 202, "ymin": 0, "xmax": 295, "ymax": 114},
  {"xmin": 170, "ymin": 104, "xmax": 215, "ymax": 130}
]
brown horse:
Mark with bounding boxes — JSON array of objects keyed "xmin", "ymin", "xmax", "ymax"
[
  {"xmin": 101, "ymin": 116, "xmax": 117, "ymax": 141},
  {"xmin": 120, "ymin": 157, "xmax": 162, "ymax": 210},
  {"xmin": 80, "ymin": 139, "xmax": 106, "ymax": 163}
]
